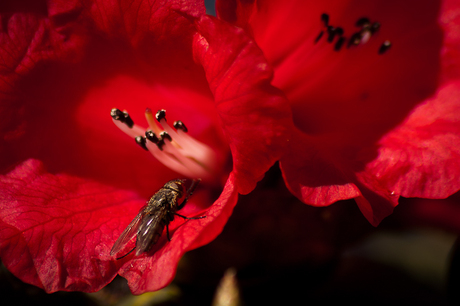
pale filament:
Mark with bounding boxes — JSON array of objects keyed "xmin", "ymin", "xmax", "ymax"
[{"xmin": 111, "ymin": 108, "xmax": 214, "ymax": 180}]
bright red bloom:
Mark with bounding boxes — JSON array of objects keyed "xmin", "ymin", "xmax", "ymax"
[
  {"xmin": 0, "ymin": 0, "xmax": 290, "ymax": 294},
  {"xmin": 217, "ymin": 0, "xmax": 460, "ymax": 225}
]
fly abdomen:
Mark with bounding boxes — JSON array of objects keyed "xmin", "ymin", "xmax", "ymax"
[{"xmin": 136, "ymin": 211, "xmax": 167, "ymax": 255}]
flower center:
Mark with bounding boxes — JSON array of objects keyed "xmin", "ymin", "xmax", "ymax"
[
  {"xmin": 315, "ymin": 13, "xmax": 391, "ymax": 54},
  {"xmin": 110, "ymin": 108, "xmax": 215, "ymax": 180},
  {"xmin": 271, "ymin": 11, "xmax": 397, "ymax": 137}
]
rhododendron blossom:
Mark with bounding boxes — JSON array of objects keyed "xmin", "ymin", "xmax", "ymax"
[
  {"xmin": 0, "ymin": 0, "xmax": 290, "ymax": 294},
  {"xmin": 217, "ymin": 0, "xmax": 460, "ymax": 225}
]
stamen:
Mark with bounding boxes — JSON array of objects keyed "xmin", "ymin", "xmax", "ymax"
[
  {"xmin": 111, "ymin": 108, "xmax": 134, "ymax": 127},
  {"xmin": 144, "ymin": 139, "xmax": 196, "ymax": 177},
  {"xmin": 173, "ymin": 121, "xmax": 188, "ymax": 133},
  {"xmin": 348, "ymin": 32, "xmax": 361, "ymax": 47},
  {"xmin": 334, "ymin": 36, "xmax": 345, "ymax": 51},
  {"xmin": 378, "ymin": 40, "xmax": 391, "ymax": 54},
  {"xmin": 356, "ymin": 17, "xmax": 370, "ymax": 27},
  {"xmin": 371, "ymin": 22, "xmax": 380, "ymax": 34},
  {"xmin": 334, "ymin": 27, "xmax": 344, "ymax": 36},
  {"xmin": 156, "ymin": 138, "xmax": 166, "ymax": 151},
  {"xmin": 145, "ymin": 108, "xmax": 162, "ymax": 135},
  {"xmin": 315, "ymin": 30, "xmax": 324, "ymax": 43},
  {"xmin": 316, "ymin": 14, "xmax": 390, "ymax": 53},
  {"xmin": 145, "ymin": 130, "xmax": 160, "ymax": 144},
  {"xmin": 360, "ymin": 29, "xmax": 372, "ymax": 44},
  {"xmin": 326, "ymin": 26, "xmax": 337, "ymax": 42},
  {"xmin": 135, "ymin": 136, "xmax": 148, "ymax": 151},
  {"xmin": 155, "ymin": 110, "xmax": 212, "ymax": 158},
  {"xmin": 111, "ymin": 108, "xmax": 216, "ymax": 180},
  {"xmin": 155, "ymin": 109, "xmax": 167, "ymax": 121},
  {"xmin": 321, "ymin": 13, "xmax": 329, "ymax": 27},
  {"xmin": 159, "ymin": 131, "xmax": 172, "ymax": 142},
  {"xmin": 111, "ymin": 108, "xmax": 147, "ymax": 138},
  {"xmin": 160, "ymin": 135, "xmax": 208, "ymax": 176}
]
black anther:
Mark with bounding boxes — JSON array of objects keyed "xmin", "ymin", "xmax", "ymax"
[
  {"xmin": 173, "ymin": 121, "xmax": 188, "ymax": 132},
  {"xmin": 110, "ymin": 108, "xmax": 123, "ymax": 120},
  {"xmin": 135, "ymin": 136, "xmax": 148, "ymax": 151},
  {"xmin": 356, "ymin": 17, "xmax": 370, "ymax": 27},
  {"xmin": 327, "ymin": 26, "xmax": 336, "ymax": 42},
  {"xmin": 371, "ymin": 22, "xmax": 380, "ymax": 34},
  {"xmin": 334, "ymin": 36, "xmax": 345, "ymax": 51},
  {"xmin": 145, "ymin": 130, "xmax": 159, "ymax": 143},
  {"xmin": 156, "ymin": 139, "xmax": 165, "ymax": 151},
  {"xmin": 334, "ymin": 27, "xmax": 344, "ymax": 36},
  {"xmin": 110, "ymin": 108, "xmax": 134, "ymax": 128},
  {"xmin": 321, "ymin": 13, "xmax": 329, "ymax": 27},
  {"xmin": 347, "ymin": 32, "xmax": 362, "ymax": 48},
  {"xmin": 160, "ymin": 131, "xmax": 172, "ymax": 142},
  {"xmin": 155, "ymin": 109, "xmax": 166, "ymax": 121},
  {"xmin": 378, "ymin": 40, "xmax": 391, "ymax": 54},
  {"xmin": 326, "ymin": 27, "xmax": 343, "ymax": 43},
  {"xmin": 315, "ymin": 30, "xmax": 324, "ymax": 43},
  {"xmin": 123, "ymin": 111, "xmax": 134, "ymax": 128}
]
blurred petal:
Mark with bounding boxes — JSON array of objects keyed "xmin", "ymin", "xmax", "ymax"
[
  {"xmin": 193, "ymin": 15, "xmax": 292, "ymax": 194},
  {"xmin": 366, "ymin": 81, "xmax": 460, "ymax": 199}
]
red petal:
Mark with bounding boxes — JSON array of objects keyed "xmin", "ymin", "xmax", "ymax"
[
  {"xmin": 193, "ymin": 15, "xmax": 292, "ymax": 194},
  {"xmin": 365, "ymin": 81, "xmax": 460, "ymax": 199},
  {"xmin": 360, "ymin": 1, "xmax": 460, "ymax": 199},
  {"xmin": 439, "ymin": 0, "xmax": 460, "ymax": 81},
  {"xmin": 117, "ymin": 173, "xmax": 239, "ymax": 294},
  {"xmin": 0, "ymin": 159, "xmax": 237, "ymax": 294},
  {"xmin": 280, "ymin": 129, "xmax": 398, "ymax": 225},
  {"xmin": 0, "ymin": 159, "xmax": 144, "ymax": 292},
  {"xmin": 279, "ymin": 129, "xmax": 361, "ymax": 206}
]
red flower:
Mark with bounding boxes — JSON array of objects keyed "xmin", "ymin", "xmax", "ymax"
[
  {"xmin": 0, "ymin": 0, "xmax": 290, "ymax": 294},
  {"xmin": 217, "ymin": 0, "xmax": 460, "ymax": 225}
]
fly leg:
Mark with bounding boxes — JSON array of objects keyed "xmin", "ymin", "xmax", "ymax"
[
  {"xmin": 177, "ymin": 178, "xmax": 201, "ymax": 210},
  {"xmin": 166, "ymin": 222, "xmax": 171, "ymax": 241},
  {"xmin": 173, "ymin": 212, "xmax": 206, "ymax": 220},
  {"xmin": 169, "ymin": 179, "xmax": 206, "ymax": 241},
  {"xmin": 165, "ymin": 213, "xmax": 204, "ymax": 242}
]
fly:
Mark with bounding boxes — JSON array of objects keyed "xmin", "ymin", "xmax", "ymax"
[{"xmin": 110, "ymin": 178, "xmax": 205, "ymax": 259}]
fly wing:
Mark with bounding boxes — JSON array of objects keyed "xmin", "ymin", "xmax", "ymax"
[
  {"xmin": 110, "ymin": 208, "xmax": 146, "ymax": 256},
  {"xmin": 135, "ymin": 208, "xmax": 168, "ymax": 255}
]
